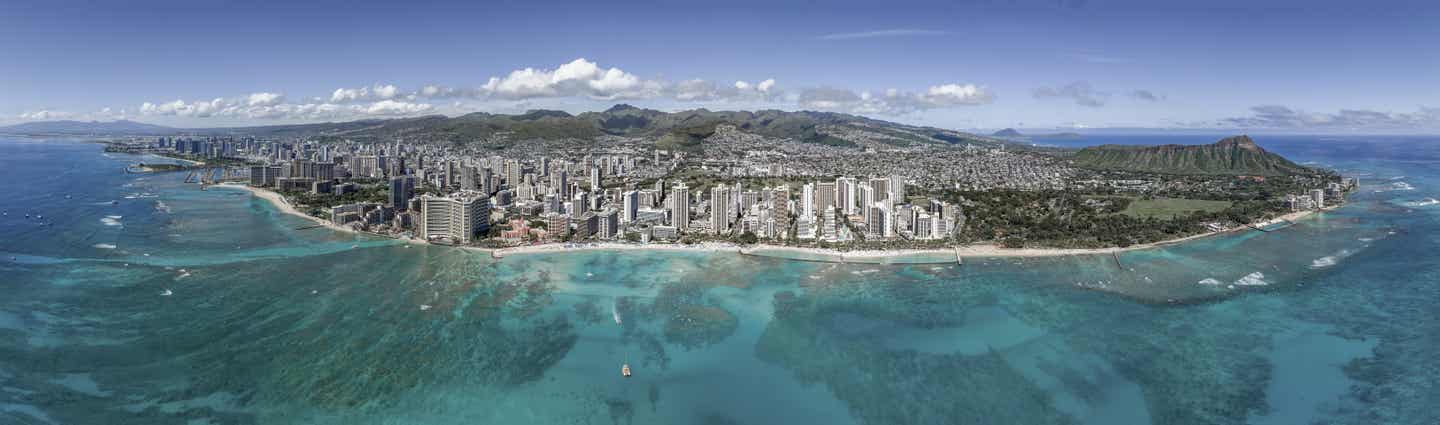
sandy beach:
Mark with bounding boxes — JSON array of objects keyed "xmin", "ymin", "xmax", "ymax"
[
  {"xmin": 211, "ymin": 183, "xmax": 361, "ymax": 235},
  {"xmin": 226, "ymin": 181, "xmax": 1328, "ymax": 262}
]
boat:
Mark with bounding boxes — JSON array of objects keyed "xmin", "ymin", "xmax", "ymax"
[
  {"xmin": 160, "ymin": 289, "xmax": 173, "ymax": 296},
  {"xmin": 621, "ymin": 363, "xmax": 632, "ymax": 378}
]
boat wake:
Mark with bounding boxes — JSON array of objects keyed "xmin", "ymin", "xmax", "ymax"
[{"xmin": 612, "ymin": 299, "xmax": 623, "ymax": 325}]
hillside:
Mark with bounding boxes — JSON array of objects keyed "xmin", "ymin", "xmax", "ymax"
[
  {"xmin": 0, "ymin": 120, "xmax": 174, "ymax": 135},
  {"xmin": 1073, "ymin": 135, "xmax": 1311, "ymax": 176},
  {"xmin": 992, "ymin": 128, "xmax": 1023, "ymax": 138}
]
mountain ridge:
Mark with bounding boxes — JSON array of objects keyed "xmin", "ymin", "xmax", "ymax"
[{"xmin": 1073, "ymin": 135, "xmax": 1311, "ymax": 176}]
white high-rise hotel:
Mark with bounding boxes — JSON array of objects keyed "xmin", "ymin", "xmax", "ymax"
[{"xmin": 419, "ymin": 192, "xmax": 491, "ymax": 243}]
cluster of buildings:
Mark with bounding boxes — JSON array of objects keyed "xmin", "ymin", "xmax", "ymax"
[
  {"xmin": 227, "ymin": 136, "xmax": 967, "ymax": 246},
  {"xmin": 1286, "ymin": 178, "xmax": 1357, "ymax": 211}
]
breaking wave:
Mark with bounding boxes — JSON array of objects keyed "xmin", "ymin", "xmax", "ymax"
[
  {"xmin": 92, "ymin": 243, "xmax": 117, "ymax": 249},
  {"xmin": 100, "ymin": 216, "xmax": 123, "ymax": 226},
  {"xmin": 1198, "ymin": 278, "xmax": 1224, "ymax": 286},
  {"xmin": 1234, "ymin": 272, "xmax": 1269, "ymax": 286},
  {"xmin": 1400, "ymin": 198, "xmax": 1439, "ymax": 208}
]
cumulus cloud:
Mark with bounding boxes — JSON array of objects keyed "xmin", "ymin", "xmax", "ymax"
[
  {"xmin": 330, "ymin": 84, "xmax": 402, "ymax": 103},
  {"xmin": 1222, "ymin": 105, "xmax": 1440, "ymax": 130},
  {"xmin": 814, "ymin": 29, "xmax": 947, "ymax": 40},
  {"xmin": 140, "ymin": 90, "xmax": 436, "ymax": 121},
  {"xmin": 112, "ymin": 58, "xmax": 989, "ymax": 123},
  {"xmin": 1129, "ymin": 89, "xmax": 1164, "ymax": 102},
  {"xmin": 798, "ymin": 83, "xmax": 993, "ymax": 115},
  {"xmin": 364, "ymin": 100, "xmax": 435, "ymax": 116},
  {"xmin": 246, "ymin": 92, "xmax": 285, "ymax": 107},
  {"xmin": 481, "ymin": 58, "xmax": 663, "ymax": 100},
  {"xmin": 1033, "ymin": 81, "xmax": 1108, "ymax": 107}
]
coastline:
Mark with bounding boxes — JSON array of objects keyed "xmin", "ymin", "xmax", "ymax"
[
  {"xmin": 223, "ymin": 182, "xmax": 1330, "ymax": 262},
  {"xmin": 211, "ymin": 183, "xmax": 361, "ymax": 236}
]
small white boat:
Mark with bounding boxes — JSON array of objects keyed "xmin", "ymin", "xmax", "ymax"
[
  {"xmin": 621, "ymin": 364, "xmax": 632, "ymax": 378},
  {"xmin": 160, "ymin": 289, "xmax": 173, "ymax": 296}
]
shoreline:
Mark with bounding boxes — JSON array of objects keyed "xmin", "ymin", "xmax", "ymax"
[{"xmin": 224, "ymin": 182, "xmax": 1330, "ymax": 262}]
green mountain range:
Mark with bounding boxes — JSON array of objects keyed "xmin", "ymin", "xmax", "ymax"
[
  {"xmin": 177, "ymin": 104, "xmax": 1012, "ymax": 150},
  {"xmin": 1073, "ymin": 135, "xmax": 1311, "ymax": 176}
]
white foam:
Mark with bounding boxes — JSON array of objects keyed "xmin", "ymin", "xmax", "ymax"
[
  {"xmin": 99, "ymin": 217, "xmax": 122, "ymax": 226},
  {"xmin": 1401, "ymin": 198, "xmax": 1439, "ymax": 208},
  {"xmin": 1389, "ymin": 176, "xmax": 1406, "ymax": 180},
  {"xmin": 92, "ymin": 243, "xmax": 117, "ymax": 250},
  {"xmin": 1375, "ymin": 182, "xmax": 1415, "ymax": 192},
  {"xmin": 1310, "ymin": 249, "xmax": 1354, "ymax": 269},
  {"xmin": 1198, "ymin": 278, "xmax": 1224, "ymax": 286},
  {"xmin": 1234, "ymin": 272, "xmax": 1269, "ymax": 286},
  {"xmin": 419, "ymin": 305, "xmax": 432, "ymax": 311}
]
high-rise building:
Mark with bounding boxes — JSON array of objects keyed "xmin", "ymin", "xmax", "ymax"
[
  {"xmin": 869, "ymin": 177, "xmax": 890, "ymax": 205},
  {"xmin": 389, "ymin": 176, "xmax": 415, "ymax": 210},
  {"xmin": 621, "ymin": 190, "xmax": 639, "ymax": 223},
  {"xmin": 814, "ymin": 182, "xmax": 836, "ymax": 212},
  {"xmin": 596, "ymin": 208, "xmax": 619, "ymax": 239},
  {"xmin": 835, "ymin": 177, "xmax": 857, "ymax": 215},
  {"xmin": 670, "ymin": 183, "xmax": 690, "ymax": 231},
  {"xmin": 1309, "ymin": 189, "xmax": 1325, "ymax": 209},
  {"xmin": 889, "ymin": 176, "xmax": 906, "ymax": 206},
  {"xmin": 711, "ymin": 184, "xmax": 731, "ymax": 235},
  {"xmin": 801, "ymin": 183, "xmax": 815, "ymax": 219},
  {"xmin": 419, "ymin": 192, "xmax": 491, "ymax": 243}
]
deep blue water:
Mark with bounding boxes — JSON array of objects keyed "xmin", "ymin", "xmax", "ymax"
[{"xmin": 1, "ymin": 135, "xmax": 1437, "ymax": 424}]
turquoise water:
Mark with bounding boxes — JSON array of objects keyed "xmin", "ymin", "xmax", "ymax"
[{"xmin": 1, "ymin": 136, "xmax": 1438, "ymax": 424}]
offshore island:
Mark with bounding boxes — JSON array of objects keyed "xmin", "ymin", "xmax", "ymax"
[{"xmin": 100, "ymin": 105, "xmax": 1354, "ymax": 262}]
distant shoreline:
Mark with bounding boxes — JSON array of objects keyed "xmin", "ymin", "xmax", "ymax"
[{"xmin": 220, "ymin": 182, "xmax": 1325, "ymax": 262}]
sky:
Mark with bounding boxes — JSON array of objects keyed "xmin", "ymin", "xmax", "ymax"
[{"xmin": 2, "ymin": 0, "xmax": 1438, "ymax": 133}]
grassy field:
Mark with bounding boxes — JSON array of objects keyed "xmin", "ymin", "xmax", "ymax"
[{"xmin": 1119, "ymin": 198, "xmax": 1232, "ymax": 219}]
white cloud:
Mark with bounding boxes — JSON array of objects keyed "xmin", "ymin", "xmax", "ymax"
[
  {"xmin": 364, "ymin": 100, "xmax": 435, "ymax": 116},
  {"xmin": 481, "ymin": 58, "xmax": 663, "ymax": 100},
  {"xmin": 246, "ymin": 92, "xmax": 285, "ymax": 107},
  {"xmin": 330, "ymin": 84, "xmax": 402, "ymax": 103},
  {"xmin": 19, "ymin": 110, "xmax": 78, "ymax": 120},
  {"xmin": 798, "ymin": 83, "xmax": 993, "ymax": 115}
]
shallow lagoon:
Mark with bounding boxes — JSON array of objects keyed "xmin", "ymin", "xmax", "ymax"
[{"xmin": 1, "ymin": 136, "xmax": 1438, "ymax": 424}]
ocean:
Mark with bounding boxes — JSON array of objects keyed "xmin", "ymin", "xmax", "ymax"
[{"xmin": 1, "ymin": 135, "xmax": 1437, "ymax": 424}]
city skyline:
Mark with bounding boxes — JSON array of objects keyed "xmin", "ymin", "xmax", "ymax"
[{"xmin": 4, "ymin": 0, "xmax": 1438, "ymax": 133}]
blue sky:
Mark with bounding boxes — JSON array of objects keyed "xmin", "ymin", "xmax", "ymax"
[{"xmin": 3, "ymin": 0, "xmax": 1438, "ymax": 133}]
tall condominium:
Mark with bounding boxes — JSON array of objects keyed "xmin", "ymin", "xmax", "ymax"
[
  {"xmin": 389, "ymin": 176, "xmax": 415, "ymax": 210},
  {"xmin": 711, "ymin": 184, "xmax": 731, "ymax": 235},
  {"xmin": 621, "ymin": 190, "xmax": 639, "ymax": 223},
  {"xmin": 889, "ymin": 175, "xmax": 906, "ymax": 205},
  {"xmin": 801, "ymin": 183, "xmax": 815, "ymax": 218},
  {"xmin": 868, "ymin": 177, "xmax": 890, "ymax": 205},
  {"xmin": 814, "ymin": 182, "xmax": 836, "ymax": 213},
  {"xmin": 419, "ymin": 192, "xmax": 491, "ymax": 244},
  {"xmin": 670, "ymin": 183, "xmax": 690, "ymax": 231},
  {"xmin": 835, "ymin": 177, "xmax": 857, "ymax": 215}
]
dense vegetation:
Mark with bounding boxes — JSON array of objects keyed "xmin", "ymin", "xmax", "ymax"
[{"xmin": 1074, "ymin": 135, "xmax": 1311, "ymax": 176}]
